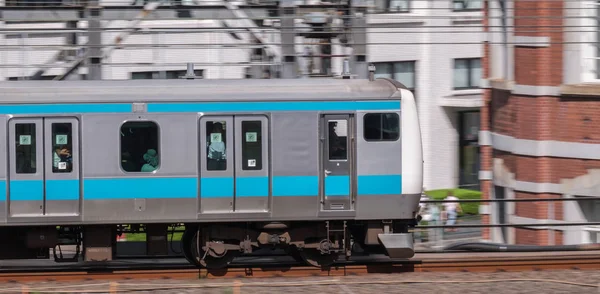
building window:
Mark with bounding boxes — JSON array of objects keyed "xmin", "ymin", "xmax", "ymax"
[
  {"xmin": 363, "ymin": 113, "xmax": 400, "ymax": 141},
  {"xmin": 373, "ymin": 61, "xmax": 416, "ymax": 92},
  {"xmin": 453, "ymin": 0, "xmax": 483, "ymax": 11},
  {"xmin": 131, "ymin": 69, "xmax": 203, "ymax": 80},
  {"xmin": 453, "ymin": 58, "xmax": 481, "ymax": 89},
  {"xmin": 458, "ymin": 111, "xmax": 480, "ymax": 191},
  {"xmin": 387, "ymin": 0, "xmax": 410, "ymax": 13},
  {"xmin": 120, "ymin": 121, "xmax": 160, "ymax": 173}
]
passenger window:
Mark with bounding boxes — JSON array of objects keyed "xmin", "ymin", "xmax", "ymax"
[
  {"xmin": 328, "ymin": 120, "xmax": 348, "ymax": 160},
  {"xmin": 120, "ymin": 121, "xmax": 160, "ymax": 173},
  {"xmin": 206, "ymin": 121, "xmax": 227, "ymax": 171},
  {"xmin": 363, "ymin": 113, "xmax": 400, "ymax": 141},
  {"xmin": 242, "ymin": 121, "xmax": 262, "ymax": 170},
  {"xmin": 52, "ymin": 123, "xmax": 73, "ymax": 173},
  {"xmin": 15, "ymin": 123, "xmax": 36, "ymax": 174}
]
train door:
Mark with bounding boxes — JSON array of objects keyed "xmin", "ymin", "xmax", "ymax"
[
  {"xmin": 8, "ymin": 117, "xmax": 81, "ymax": 217},
  {"xmin": 199, "ymin": 115, "xmax": 270, "ymax": 213},
  {"xmin": 320, "ymin": 114, "xmax": 355, "ymax": 212}
]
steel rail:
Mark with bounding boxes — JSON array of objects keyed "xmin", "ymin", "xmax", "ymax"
[{"xmin": 1, "ymin": 252, "xmax": 600, "ymax": 282}]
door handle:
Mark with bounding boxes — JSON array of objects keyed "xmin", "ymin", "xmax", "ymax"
[{"xmin": 324, "ymin": 170, "xmax": 332, "ymax": 175}]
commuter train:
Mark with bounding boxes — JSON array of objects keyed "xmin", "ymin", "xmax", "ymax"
[{"xmin": 0, "ymin": 77, "xmax": 422, "ymax": 268}]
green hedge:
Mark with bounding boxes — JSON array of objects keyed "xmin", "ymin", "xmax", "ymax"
[{"xmin": 424, "ymin": 188, "xmax": 482, "ymax": 215}]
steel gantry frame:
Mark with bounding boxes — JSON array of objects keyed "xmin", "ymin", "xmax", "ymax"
[{"xmin": 0, "ymin": 0, "xmax": 369, "ymax": 80}]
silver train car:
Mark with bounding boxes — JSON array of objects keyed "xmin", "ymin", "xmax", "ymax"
[{"xmin": 0, "ymin": 77, "xmax": 423, "ymax": 268}]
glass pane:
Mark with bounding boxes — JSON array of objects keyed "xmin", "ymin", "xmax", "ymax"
[
  {"xmin": 470, "ymin": 59, "xmax": 482, "ymax": 88},
  {"xmin": 393, "ymin": 61, "xmax": 415, "ymax": 89},
  {"xmin": 120, "ymin": 121, "xmax": 160, "ymax": 172},
  {"xmin": 15, "ymin": 123, "xmax": 36, "ymax": 174},
  {"xmin": 388, "ymin": 0, "xmax": 409, "ymax": 12},
  {"xmin": 461, "ymin": 112, "xmax": 480, "ymax": 141},
  {"xmin": 328, "ymin": 120, "xmax": 348, "ymax": 160},
  {"xmin": 453, "ymin": 59, "xmax": 469, "ymax": 88},
  {"xmin": 52, "ymin": 123, "xmax": 73, "ymax": 173},
  {"xmin": 206, "ymin": 121, "xmax": 227, "ymax": 171},
  {"xmin": 241, "ymin": 121, "xmax": 262, "ymax": 171},
  {"xmin": 373, "ymin": 63, "xmax": 392, "ymax": 79},
  {"xmin": 363, "ymin": 113, "xmax": 400, "ymax": 141},
  {"xmin": 467, "ymin": 0, "xmax": 483, "ymax": 9}
]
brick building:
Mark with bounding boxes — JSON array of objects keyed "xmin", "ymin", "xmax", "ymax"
[{"xmin": 481, "ymin": 0, "xmax": 600, "ymax": 245}]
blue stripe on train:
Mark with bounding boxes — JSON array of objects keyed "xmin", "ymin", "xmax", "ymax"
[
  {"xmin": 84, "ymin": 177, "xmax": 198, "ymax": 200},
  {"xmin": 0, "ymin": 100, "xmax": 400, "ymax": 115},
  {"xmin": 325, "ymin": 175, "xmax": 350, "ymax": 197},
  {"xmin": 0, "ymin": 175, "xmax": 402, "ymax": 201},
  {"xmin": 0, "ymin": 104, "xmax": 131, "ymax": 114},
  {"xmin": 147, "ymin": 100, "xmax": 401, "ymax": 113},
  {"xmin": 8, "ymin": 179, "xmax": 80, "ymax": 201},
  {"xmin": 357, "ymin": 175, "xmax": 402, "ymax": 195}
]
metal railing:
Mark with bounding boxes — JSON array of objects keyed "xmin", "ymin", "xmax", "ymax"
[{"xmin": 413, "ymin": 195, "xmax": 600, "ymax": 251}]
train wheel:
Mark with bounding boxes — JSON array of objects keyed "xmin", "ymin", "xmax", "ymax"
[
  {"xmin": 181, "ymin": 226, "xmax": 202, "ymax": 267},
  {"xmin": 298, "ymin": 248, "xmax": 337, "ymax": 268},
  {"xmin": 182, "ymin": 226, "xmax": 238, "ymax": 269}
]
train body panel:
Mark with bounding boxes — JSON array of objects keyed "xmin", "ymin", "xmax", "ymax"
[{"xmin": 0, "ymin": 78, "xmax": 423, "ymax": 266}]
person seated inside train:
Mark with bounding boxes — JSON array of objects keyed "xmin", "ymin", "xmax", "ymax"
[
  {"xmin": 207, "ymin": 122, "xmax": 226, "ymax": 170},
  {"xmin": 53, "ymin": 146, "xmax": 71, "ymax": 172},
  {"xmin": 141, "ymin": 149, "xmax": 159, "ymax": 172}
]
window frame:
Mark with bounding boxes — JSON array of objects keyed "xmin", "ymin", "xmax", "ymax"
[
  {"xmin": 371, "ymin": 60, "xmax": 416, "ymax": 92},
  {"xmin": 362, "ymin": 112, "xmax": 401, "ymax": 142},
  {"xmin": 385, "ymin": 0, "xmax": 411, "ymax": 13},
  {"xmin": 240, "ymin": 120, "xmax": 264, "ymax": 171},
  {"xmin": 453, "ymin": 58, "xmax": 482, "ymax": 90},
  {"xmin": 118, "ymin": 120, "xmax": 161, "ymax": 174},
  {"xmin": 452, "ymin": 0, "xmax": 483, "ymax": 12},
  {"xmin": 51, "ymin": 122, "xmax": 74, "ymax": 174},
  {"xmin": 15, "ymin": 122, "xmax": 38, "ymax": 174},
  {"xmin": 131, "ymin": 69, "xmax": 204, "ymax": 80}
]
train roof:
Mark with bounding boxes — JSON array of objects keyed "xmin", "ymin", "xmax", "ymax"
[{"xmin": 0, "ymin": 78, "xmax": 406, "ymax": 104}]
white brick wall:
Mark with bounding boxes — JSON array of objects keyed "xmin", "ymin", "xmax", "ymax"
[
  {"xmin": 367, "ymin": 1, "xmax": 483, "ymax": 190},
  {"xmin": 0, "ymin": 3, "xmax": 483, "ymax": 190}
]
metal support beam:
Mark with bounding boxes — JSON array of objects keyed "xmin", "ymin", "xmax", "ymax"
[
  {"xmin": 350, "ymin": 0, "xmax": 367, "ymax": 79},
  {"xmin": 87, "ymin": 5, "xmax": 102, "ymax": 80},
  {"xmin": 0, "ymin": 6, "xmax": 274, "ymax": 22},
  {"xmin": 280, "ymin": 0, "xmax": 297, "ymax": 79}
]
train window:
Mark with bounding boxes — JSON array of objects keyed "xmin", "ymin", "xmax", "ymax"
[
  {"xmin": 15, "ymin": 123, "xmax": 36, "ymax": 174},
  {"xmin": 328, "ymin": 120, "xmax": 348, "ymax": 160},
  {"xmin": 120, "ymin": 121, "xmax": 160, "ymax": 173},
  {"xmin": 241, "ymin": 121, "xmax": 262, "ymax": 170},
  {"xmin": 363, "ymin": 113, "xmax": 400, "ymax": 141},
  {"xmin": 206, "ymin": 121, "xmax": 227, "ymax": 171},
  {"xmin": 52, "ymin": 123, "xmax": 73, "ymax": 173}
]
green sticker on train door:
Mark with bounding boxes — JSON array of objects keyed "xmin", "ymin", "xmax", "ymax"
[
  {"xmin": 245, "ymin": 132, "xmax": 257, "ymax": 142},
  {"xmin": 56, "ymin": 135, "xmax": 68, "ymax": 145},
  {"xmin": 19, "ymin": 135, "xmax": 31, "ymax": 145},
  {"xmin": 210, "ymin": 133, "xmax": 222, "ymax": 143}
]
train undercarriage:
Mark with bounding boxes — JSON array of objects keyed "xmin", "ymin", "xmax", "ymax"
[{"xmin": 0, "ymin": 220, "xmax": 416, "ymax": 268}]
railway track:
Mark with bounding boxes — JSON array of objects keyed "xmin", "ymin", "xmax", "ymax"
[{"xmin": 1, "ymin": 251, "xmax": 600, "ymax": 282}]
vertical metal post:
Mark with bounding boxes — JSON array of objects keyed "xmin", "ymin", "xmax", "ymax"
[
  {"xmin": 87, "ymin": 2, "xmax": 103, "ymax": 80},
  {"xmin": 280, "ymin": 0, "xmax": 297, "ymax": 78},
  {"xmin": 548, "ymin": 200, "xmax": 555, "ymax": 246},
  {"xmin": 350, "ymin": 0, "xmax": 368, "ymax": 79},
  {"xmin": 498, "ymin": 0, "xmax": 508, "ymax": 80}
]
